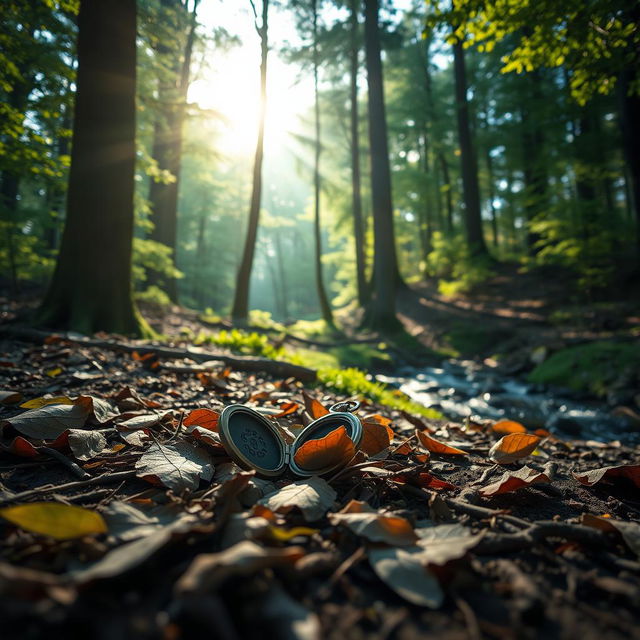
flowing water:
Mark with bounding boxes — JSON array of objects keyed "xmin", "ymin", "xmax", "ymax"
[{"xmin": 379, "ymin": 360, "xmax": 640, "ymax": 445}]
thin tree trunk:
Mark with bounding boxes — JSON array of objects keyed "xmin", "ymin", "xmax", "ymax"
[
  {"xmin": 274, "ymin": 231, "xmax": 289, "ymax": 321},
  {"xmin": 231, "ymin": 0, "xmax": 269, "ymax": 323},
  {"xmin": 438, "ymin": 152, "xmax": 454, "ymax": 233},
  {"xmin": 363, "ymin": 0, "xmax": 401, "ymax": 332},
  {"xmin": 37, "ymin": 0, "xmax": 143, "ymax": 335},
  {"xmin": 486, "ymin": 149, "xmax": 499, "ymax": 247},
  {"xmin": 349, "ymin": 0, "xmax": 367, "ymax": 307},
  {"xmin": 453, "ymin": 40, "xmax": 488, "ymax": 257},
  {"xmin": 312, "ymin": 0, "xmax": 333, "ymax": 324}
]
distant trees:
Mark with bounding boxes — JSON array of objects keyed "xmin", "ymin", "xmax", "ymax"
[
  {"xmin": 37, "ymin": 0, "xmax": 144, "ymax": 335},
  {"xmin": 232, "ymin": 0, "xmax": 269, "ymax": 324}
]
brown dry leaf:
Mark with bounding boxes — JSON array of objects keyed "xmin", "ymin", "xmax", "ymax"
[
  {"xmin": 329, "ymin": 501, "xmax": 417, "ymax": 546},
  {"xmin": 360, "ymin": 416, "xmax": 394, "ymax": 456},
  {"xmin": 415, "ymin": 429, "xmax": 467, "ymax": 456},
  {"xmin": 67, "ymin": 429, "xmax": 107, "ymax": 461},
  {"xmin": 272, "ymin": 402, "xmax": 300, "ymax": 418},
  {"xmin": 369, "ymin": 546, "xmax": 444, "ymax": 608},
  {"xmin": 186, "ymin": 425, "xmax": 224, "ymax": 451},
  {"xmin": 183, "ymin": 408, "xmax": 220, "ymax": 432},
  {"xmin": 488, "ymin": 433, "xmax": 541, "ymax": 464},
  {"xmin": 2, "ymin": 402, "xmax": 90, "ymax": 440},
  {"xmin": 0, "ymin": 390, "xmax": 22, "ymax": 405},
  {"xmin": 581, "ymin": 514, "xmax": 640, "ymax": 558},
  {"xmin": 175, "ymin": 540, "xmax": 305, "ymax": 594},
  {"xmin": 293, "ymin": 426, "xmax": 355, "ymax": 472},
  {"xmin": 572, "ymin": 464, "xmax": 640, "ymax": 489},
  {"xmin": 116, "ymin": 413, "xmax": 163, "ymax": 431},
  {"xmin": 491, "ymin": 419, "xmax": 526, "ymax": 435},
  {"xmin": 479, "ymin": 465, "xmax": 551, "ymax": 497},
  {"xmin": 135, "ymin": 441, "xmax": 214, "ymax": 491},
  {"xmin": 259, "ymin": 477, "xmax": 337, "ymax": 522},
  {"xmin": 302, "ymin": 391, "xmax": 329, "ymax": 419}
]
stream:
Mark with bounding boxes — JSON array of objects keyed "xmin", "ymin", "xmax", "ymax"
[{"xmin": 378, "ymin": 360, "xmax": 640, "ymax": 446}]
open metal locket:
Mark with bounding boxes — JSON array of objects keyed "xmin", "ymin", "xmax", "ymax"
[{"xmin": 219, "ymin": 403, "xmax": 363, "ymax": 478}]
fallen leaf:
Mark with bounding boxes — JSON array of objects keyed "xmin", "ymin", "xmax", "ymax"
[
  {"xmin": 393, "ymin": 472, "xmax": 456, "ymax": 491},
  {"xmin": 0, "ymin": 502, "xmax": 107, "ymax": 540},
  {"xmin": 0, "ymin": 390, "xmax": 22, "ymax": 405},
  {"xmin": 360, "ymin": 416, "xmax": 394, "ymax": 456},
  {"xmin": 1, "ymin": 436, "xmax": 39, "ymax": 457},
  {"xmin": 293, "ymin": 426, "xmax": 355, "ymax": 472},
  {"xmin": 488, "ymin": 433, "xmax": 541, "ymax": 464},
  {"xmin": 186, "ymin": 425, "xmax": 224, "ymax": 450},
  {"xmin": 135, "ymin": 441, "xmax": 214, "ymax": 492},
  {"xmin": 416, "ymin": 430, "xmax": 467, "ymax": 456},
  {"xmin": 272, "ymin": 402, "xmax": 300, "ymax": 418},
  {"xmin": 329, "ymin": 501, "xmax": 417, "ymax": 545},
  {"xmin": 183, "ymin": 408, "xmax": 220, "ymax": 432},
  {"xmin": 369, "ymin": 546, "xmax": 444, "ymax": 608},
  {"xmin": 580, "ymin": 514, "xmax": 640, "ymax": 558},
  {"xmin": 77, "ymin": 395, "xmax": 118, "ymax": 424},
  {"xmin": 414, "ymin": 523, "xmax": 484, "ymax": 565},
  {"xmin": 302, "ymin": 391, "xmax": 329, "ymax": 419},
  {"xmin": 479, "ymin": 465, "xmax": 551, "ymax": 496},
  {"xmin": 267, "ymin": 525, "xmax": 318, "ymax": 542},
  {"xmin": 491, "ymin": 419, "xmax": 526, "ymax": 434},
  {"xmin": 102, "ymin": 501, "xmax": 187, "ymax": 542},
  {"xmin": 175, "ymin": 540, "xmax": 305, "ymax": 594},
  {"xmin": 68, "ymin": 429, "xmax": 107, "ymax": 461},
  {"xmin": 3, "ymin": 402, "xmax": 90, "ymax": 439},
  {"xmin": 572, "ymin": 464, "xmax": 640, "ymax": 489},
  {"xmin": 45, "ymin": 367, "xmax": 63, "ymax": 378},
  {"xmin": 116, "ymin": 413, "xmax": 163, "ymax": 430},
  {"xmin": 259, "ymin": 476, "xmax": 336, "ymax": 522}
]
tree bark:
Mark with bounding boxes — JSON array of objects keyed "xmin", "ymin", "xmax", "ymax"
[
  {"xmin": 147, "ymin": 0, "xmax": 200, "ymax": 302},
  {"xmin": 312, "ymin": 0, "xmax": 333, "ymax": 325},
  {"xmin": 37, "ymin": 0, "xmax": 143, "ymax": 336},
  {"xmin": 231, "ymin": 0, "xmax": 269, "ymax": 323},
  {"xmin": 453, "ymin": 40, "xmax": 488, "ymax": 257},
  {"xmin": 362, "ymin": 0, "xmax": 401, "ymax": 332},
  {"xmin": 349, "ymin": 0, "xmax": 367, "ymax": 307}
]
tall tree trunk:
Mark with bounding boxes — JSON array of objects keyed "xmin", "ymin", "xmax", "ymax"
[
  {"xmin": 312, "ymin": 0, "xmax": 333, "ymax": 324},
  {"xmin": 438, "ymin": 152, "xmax": 454, "ymax": 233},
  {"xmin": 453, "ymin": 40, "xmax": 488, "ymax": 257},
  {"xmin": 363, "ymin": 0, "xmax": 401, "ymax": 332},
  {"xmin": 619, "ymin": 67, "xmax": 640, "ymax": 264},
  {"xmin": 485, "ymin": 149, "xmax": 499, "ymax": 247},
  {"xmin": 147, "ymin": 0, "xmax": 200, "ymax": 302},
  {"xmin": 349, "ymin": 0, "xmax": 367, "ymax": 307},
  {"xmin": 37, "ymin": 0, "xmax": 143, "ymax": 335},
  {"xmin": 231, "ymin": 0, "xmax": 269, "ymax": 323}
]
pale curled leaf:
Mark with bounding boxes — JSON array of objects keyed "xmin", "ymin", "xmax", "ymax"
[
  {"xmin": 369, "ymin": 546, "xmax": 444, "ymax": 608},
  {"xmin": 572, "ymin": 464, "xmax": 640, "ymax": 489},
  {"xmin": 0, "ymin": 502, "xmax": 107, "ymax": 540},
  {"xmin": 135, "ymin": 441, "xmax": 214, "ymax": 491},
  {"xmin": 414, "ymin": 523, "xmax": 485, "ymax": 565},
  {"xmin": 259, "ymin": 477, "xmax": 336, "ymax": 522},
  {"xmin": 68, "ymin": 429, "xmax": 107, "ymax": 460},
  {"xmin": 488, "ymin": 433, "xmax": 541, "ymax": 464},
  {"xmin": 4, "ymin": 402, "xmax": 90, "ymax": 439}
]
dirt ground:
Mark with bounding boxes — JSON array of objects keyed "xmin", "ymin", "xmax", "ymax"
[{"xmin": 0, "ymin": 325, "xmax": 638, "ymax": 640}]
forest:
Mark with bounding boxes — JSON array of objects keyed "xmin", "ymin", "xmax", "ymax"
[{"xmin": 0, "ymin": 0, "xmax": 639, "ymax": 638}]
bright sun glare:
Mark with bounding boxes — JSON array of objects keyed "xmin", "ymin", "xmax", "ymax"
[{"xmin": 188, "ymin": 3, "xmax": 312, "ymax": 157}]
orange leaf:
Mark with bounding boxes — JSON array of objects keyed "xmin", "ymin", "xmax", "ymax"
[
  {"xmin": 272, "ymin": 402, "xmax": 300, "ymax": 418},
  {"xmin": 572, "ymin": 464, "xmax": 640, "ymax": 489},
  {"xmin": 491, "ymin": 419, "xmax": 526, "ymax": 435},
  {"xmin": 302, "ymin": 391, "xmax": 329, "ymax": 419},
  {"xmin": 415, "ymin": 429, "xmax": 467, "ymax": 456},
  {"xmin": 479, "ymin": 465, "xmax": 550, "ymax": 496},
  {"xmin": 183, "ymin": 408, "xmax": 220, "ymax": 432},
  {"xmin": 488, "ymin": 433, "xmax": 541, "ymax": 464},
  {"xmin": 293, "ymin": 426, "xmax": 355, "ymax": 472},
  {"xmin": 360, "ymin": 418, "xmax": 394, "ymax": 456}
]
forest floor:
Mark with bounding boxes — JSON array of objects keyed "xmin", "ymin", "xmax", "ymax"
[{"xmin": 1, "ymin": 268, "xmax": 640, "ymax": 639}]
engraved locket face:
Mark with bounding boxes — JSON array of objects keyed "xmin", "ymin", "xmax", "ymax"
[{"xmin": 219, "ymin": 403, "xmax": 362, "ymax": 478}]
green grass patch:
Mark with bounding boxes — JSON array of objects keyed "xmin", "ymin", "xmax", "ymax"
[
  {"xmin": 529, "ymin": 340, "xmax": 640, "ymax": 396},
  {"xmin": 318, "ymin": 367, "xmax": 442, "ymax": 419}
]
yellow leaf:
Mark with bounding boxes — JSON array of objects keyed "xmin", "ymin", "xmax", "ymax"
[
  {"xmin": 0, "ymin": 502, "xmax": 107, "ymax": 540},
  {"xmin": 45, "ymin": 367, "xmax": 63, "ymax": 378},
  {"xmin": 491, "ymin": 419, "xmax": 526, "ymax": 435},
  {"xmin": 267, "ymin": 525, "xmax": 318, "ymax": 541},
  {"xmin": 488, "ymin": 433, "xmax": 541, "ymax": 464},
  {"xmin": 20, "ymin": 396, "xmax": 73, "ymax": 409},
  {"xmin": 415, "ymin": 430, "xmax": 467, "ymax": 456}
]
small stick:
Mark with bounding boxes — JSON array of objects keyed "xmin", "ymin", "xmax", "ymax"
[
  {"xmin": 318, "ymin": 546, "xmax": 366, "ymax": 599},
  {"xmin": 36, "ymin": 446, "xmax": 90, "ymax": 480},
  {"xmin": 0, "ymin": 470, "xmax": 137, "ymax": 506}
]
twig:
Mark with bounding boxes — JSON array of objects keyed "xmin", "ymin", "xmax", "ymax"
[
  {"xmin": 36, "ymin": 446, "xmax": 90, "ymax": 480},
  {"xmin": 0, "ymin": 470, "xmax": 137, "ymax": 506},
  {"xmin": 318, "ymin": 546, "xmax": 366, "ymax": 600}
]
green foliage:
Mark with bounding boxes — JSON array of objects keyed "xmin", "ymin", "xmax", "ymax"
[
  {"xmin": 198, "ymin": 329, "xmax": 284, "ymax": 360},
  {"xmin": 135, "ymin": 285, "xmax": 172, "ymax": 307},
  {"xmin": 529, "ymin": 340, "xmax": 640, "ymax": 396},
  {"xmin": 427, "ymin": 232, "xmax": 494, "ymax": 296},
  {"xmin": 132, "ymin": 237, "xmax": 182, "ymax": 289},
  {"xmin": 318, "ymin": 367, "xmax": 442, "ymax": 418},
  {"xmin": 0, "ymin": 221, "xmax": 55, "ymax": 283}
]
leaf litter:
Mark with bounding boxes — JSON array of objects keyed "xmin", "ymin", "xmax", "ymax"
[{"xmin": 0, "ymin": 333, "xmax": 638, "ymax": 639}]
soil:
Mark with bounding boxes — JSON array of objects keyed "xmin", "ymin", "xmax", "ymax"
[{"xmin": 0, "ymin": 323, "xmax": 639, "ymax": 640}]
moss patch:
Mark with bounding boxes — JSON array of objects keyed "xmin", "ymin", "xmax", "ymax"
[{"xmin": 528, "ymin": 340, "xmax": 640, "ymax": 396}]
